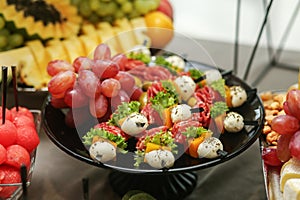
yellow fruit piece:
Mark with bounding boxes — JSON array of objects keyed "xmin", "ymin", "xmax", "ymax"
[
  {"xmin": 114, "ymin": 18, "xmax": 138, "ymax": 53},
  {"xmin": 62, "ymin": 37, "xmax": 85, "ymax": 62},
  {"xmin": 45, "ymin": 39, "xmax": 69, "ymax": 62},
  {"xmin": 280, "ymin": 158, "xmax": 300, "ymax": 192},
  {"xmin": 130, "ymin": 17, "xmax": 151, "ymax": 47},
  {"xmin": 283, "ymin": 178, "xmax": 300, "ymax": 200},
  {"xmin": 96, "ymin": 22, "xmax": 121, "ymax": 56},
  {"xmin": 0, "ymin": 47, "xmax": 44, "ymax": 89},
  {"xmin": 145, "ymin": 143, "xmax": 171, "ymax": 153},
  {"xmin": 26, "ymin": 40, "xmax": 52, "ymax": 86},
  {"xmin": 144, "ymin": 11, "xmax": 174, "ymax": 48},
  {"xmin": 79, "ymin": 35, "xmax": 100, "ymax": 57}
]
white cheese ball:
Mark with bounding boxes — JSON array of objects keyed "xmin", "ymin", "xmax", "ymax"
[
  {"xmin": 197, "ymin": 137, "xmax": 223, "ymax": 159},
  {"xmin": 230, "ymin": 86, "xmax": 247, "ymax": 107},
  {"xmin": 174, "ymin": 75, "xmax": 196, "ymax": 101},
  {"xmin": 121, "ymin": 113, "xmax": 149, "ymax": 136},
  {"xmin": 205, "ymin": 69, "xmax": 222, "ymax": 85},
  {"xmin": 89, "ymin": 141, "xmax": 116, "ymax": 163},
  {"xmin": 165, "ymin": 55, "xmax": 185, "ymax": 71},
  {"xmin": 223, "ymin": 112, "xmax": 244, "ymax": 133},
  {"xmin": 171, "ymin": 104, "xmax": 192, "ymax": 123},
  {"xmin": 145, "ymin": 149, "xmax": 175, "ymax": 169}
]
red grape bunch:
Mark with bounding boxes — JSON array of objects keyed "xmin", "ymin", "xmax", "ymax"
[
  {"xmin": 263, "ymin": 89, "xmax": 300, "ymax": 166},
  {"xmin": 47, "ymin": 44, "xmax": 143, "ymax": 127}
]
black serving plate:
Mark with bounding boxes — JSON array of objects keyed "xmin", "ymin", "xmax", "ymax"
[{"xmin": 42, "ymin": 60, "xmax": 264, "ymax": 174}]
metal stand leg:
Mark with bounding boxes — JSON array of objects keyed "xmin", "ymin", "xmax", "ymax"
[
  {"xmin": 242, "ymin": 0, "xmax": 274, "ymax": 81},
  {"xmin": 233, "ymin": 0, "xmax": 241, "ymax": 75},
  {"xmin": 251, "ymin": 0, "xmax": 300, "ymax": 86}
]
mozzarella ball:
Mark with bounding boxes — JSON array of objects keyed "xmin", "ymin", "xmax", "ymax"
[
  {"xmin": 174, "ymin": 75, "xmax": 196, "ymax": 101},
  {"xmin": 129, "ymin": 45, "xmax": 151, "ymax": 56},
  {"xmin": 89, "ymin": 141, "xmax": 116, "ymax": 162},
  {"xmin": 205, "ymin": 69, "xmax": 222, "ymax": 85},
  {"xmin": 171, "ymin": 104, "xmax": 192, "ymax": 123},
  {"xmin": 224, "ymin": 112, "xmax": 244, "ymax": 133},
  {"xmin": 121, "ymin": 113, "xmax": 149, "ymax": 136},
  {"xmin": 145, "ymin": 149, "xmax": 175, "ymax": 169},
  {"xmin": 197, "ymin": 137, "xmax": 223, "ymax": 159},
  {"xmin": 165, "ymin": 55, "xmax": 185, "ymax": 71},
  {"xmin": 230, "ymin": 86, "xmax": 247, "ymax": 107}
]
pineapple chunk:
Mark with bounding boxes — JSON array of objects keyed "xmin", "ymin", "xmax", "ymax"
[
  {"xmin": 26, "ymin": 40, "xmax": 52, "ymax": 85},
  {"xmin": 130, "ymin": 17, "xmax": 151, "ymax": 47},
  {"xmin": 62, "ymin": 37, "xmax": 85, "ymax": 62},
  {"xmin": 114, "ymin": 18, "xmax": 138, "ymax": 53},
  {"xmin": 45, "ymin": 39, "xmax": 70, "ymax": 62},
  {"xmin": 79, "ymin": 35, "xmax": 100, "ymax": 57},
  {"xmin": 0, "ymin": 46, "xmax": 44, "ymax": 89}
]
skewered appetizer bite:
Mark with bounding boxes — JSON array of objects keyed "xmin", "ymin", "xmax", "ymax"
[
  {"xmin": 82, "ymin": 122, "xmax": 129, "ymax": 163},
  {"xmin": 134, "ymin": 126, "xmax": 177, "ymax": 169}
]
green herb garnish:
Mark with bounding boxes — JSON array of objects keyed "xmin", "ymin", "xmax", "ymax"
[
  {"xmin": 189, "ymin": 68, "xmax": 205, "ymax": 80},
  {"xmin": 127, "ymin": 51, "xmax": 151, "ymax": 64},
  {"xmin": 108, "ymin": 101, "xmax": 140, "ymax": 126},
  {"xmin": 210, "ymin": 101, "xmax": 229, "ymax": 118},
  {"xmin": 210, "ymin": 78, "xmax": 226, "ymax": 98},
  {"xmin": 182, "ymin": 126, "xmax": 210, "ymax": 138},
  {"xmin": 82, "ymin": 128, "xmax": 127, "ymax": 152},
  {"xmin": 155, "ymin": 56, "xmax": 178, "ymax": 75}
]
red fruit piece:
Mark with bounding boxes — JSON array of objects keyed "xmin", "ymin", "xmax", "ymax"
[
  {"xmin": 10, "ymin": 106, "xmax": 34, "ymax": 122},
  {"xmin": 93, "ymin": 43, "xmax": 111, "ymax": 60},
  {"xmin": 101, "ymin": 78, "xmax": 121, "ymax": 98},
  {"xmin": 0, "ymin": 144, "xmax": 6, "ymax": 164},
  {"xmin": 114, "ymin": 71, "xmax": 135, "ymax": 93},
  {"xmin": 5, "ymin": 145, "xmax": 31, "ymax": 169},
  {"xmin": 289, "ymin": 130, "xmax": 300, "ymax": 160},
  {"xmin": 92, "ymin": 60, "xmax": 119, "ymax": 79},
  {"xmin": 286, "ymin": 89, "xmax": 300, "ymax": 121},
  {"xmin": 16, "ymin": 126, "xmax": 40, "ymax": 153},
  {"xmin": 48, "ymin": 70, "xmax": 77, "ymax": 99},
  {"xmin": 89, "ymin": 94, "xmax": 108, "ymax": 118},
  {"xmin": 47, "ymin": 59, "xmax": 75, "ymax": 77},
  {"xmin": 271, "ymin": 115, "xmax": 300, "ymax": 135},
  {"xmin": 73, "ymin": 56, "xmax": 93, "ymax": 73},
  {"xmin": 0, "ymin": 107, "xmax": 13, "ymax": 122},
  {"xmin": 0, "ymin": 165, "xmax": 21, "ymax": 199},
  {"xmin": 0, "ymin": 121, "xmax": 17, "ymax": 147},
  {"xmin": 13, "ymin": 115, "xmax": 35, "ymax": 129},
  {"xmin": 64, "ymin": 83, "xmax": 89, "ymax": 108},
  {"xmin": 262, "ymin": 146, "xmax": 282, "ymax": 167}
]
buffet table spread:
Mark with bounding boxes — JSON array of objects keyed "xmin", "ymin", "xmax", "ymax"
[{"xmin": 5, "ymin": 37, "xmax": 292, "ymax": 200}]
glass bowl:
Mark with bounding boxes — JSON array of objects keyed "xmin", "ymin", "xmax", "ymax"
[{"xmin": 0, "ymin": 110, "xmax": 41, "ymax": 200}]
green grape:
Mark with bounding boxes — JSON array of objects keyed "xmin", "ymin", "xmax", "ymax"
[
  {"xmin": 70, "ymin": 0, "xmax": 81, "ymax": 6},
  {"xmin": 121, "ymin": 1, "xmax": 133, "ymax": 14},
  {"xmin": 79, "ymin": 1, "xmax": 92, "ymax": 18},
  {"xmin": 0, "ymin": 28, "xmax": 9, "ymax": 37},
  {"xmin": 134, "ymin": 0, "xmax": 151, "ymax": 15},
  {"xmin": 8, "ymin": 33, "xmax": 24, "ymax": 48},
  {"xmin": 88, "ymin": 13, "xmax": 101, "ymax": 24},
  {"xmin": 116, "ymin": 0, "xmax": 127, "ymax": 4},
  {"xmin": 0, "ymin": 35, "xmax": 8, "ymax": 49},
  {"xmin": 114, "ymin": 10, "xmax": 125, "ymax": 19},
  {"xmin": 96, "ymin": 2, "xmax": 118, "ymax": 17},
  {"xmin": 128, "ymin": 9, "xmax": 140, "ymax": 19},
  {"xmin": 90, "ymin": 0, "xmax": 101, "ymax": 11},
  {"xmin": 0, "ymin": 16, "xmax": 5, "ymax": 30}
]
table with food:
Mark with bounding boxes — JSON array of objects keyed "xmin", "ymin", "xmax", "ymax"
[{"xmin": 0, "ymin": 0, "xmax": 299, "ymax": 200}]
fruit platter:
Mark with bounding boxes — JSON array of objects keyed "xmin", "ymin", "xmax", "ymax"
[
  {"xmin": 260, "ymin": 84, "xmax": 300, "ymax": 200},
  {"xmin": 42, "ymin": 43, "xmax": 264, "ymax": 199}
]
